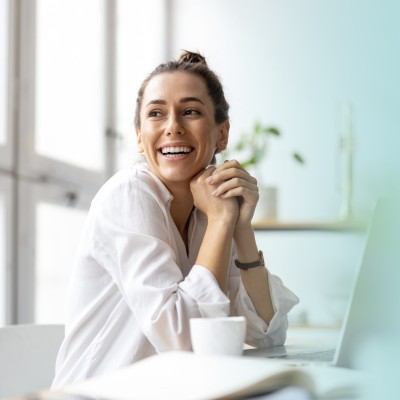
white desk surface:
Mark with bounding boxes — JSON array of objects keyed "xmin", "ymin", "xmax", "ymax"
[
  {"xmin": 286, "ymin": 325, "xmax": 340, "ymax": 346},
  {"xmin": 243, "ymin": 324, "xmax": 340, "ymax": 351}
]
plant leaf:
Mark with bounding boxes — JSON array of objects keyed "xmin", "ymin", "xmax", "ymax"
[
  {"xmin": 242, "ymin": 156, "xmax": 258, "ymax": 168},
  {"xmin": 293, "ymin": 152, "xmax": 305, "ymax": 164},
  {"xmin": 266, "ymin": 127, "xmax": 280, "ymax": 136}
]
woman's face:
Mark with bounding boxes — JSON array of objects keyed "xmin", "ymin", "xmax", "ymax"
[{"xmin": 136, "ymin": 71, "xmax": 229, "ymax": 190}]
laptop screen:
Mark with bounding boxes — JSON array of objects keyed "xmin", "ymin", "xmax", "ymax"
[{"xmin": 334, "ymin": 198, "xmax": 400, "ymax": 369}]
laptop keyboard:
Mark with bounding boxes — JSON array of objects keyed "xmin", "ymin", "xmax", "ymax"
[{"xmin": 270, "ymin": 349, "xmax": 335, "ymax": 362}]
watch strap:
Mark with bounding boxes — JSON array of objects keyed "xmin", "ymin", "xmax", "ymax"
[{"xmin": 234, "ymin": 250, "xmax": 265, "ymax": 270}]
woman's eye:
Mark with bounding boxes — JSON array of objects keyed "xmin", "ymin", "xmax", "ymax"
[
  {"xmin": 183, "ymin": 109, "xmax": 200, "ymax": 116},
  {"xmin": 148, "ymin": 110, "xmax": 162, "ymax": 117}
]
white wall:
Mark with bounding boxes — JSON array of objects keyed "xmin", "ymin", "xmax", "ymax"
[{"xmin": 168, "ymin": 0, "xmax": 399, "ymax": 325}]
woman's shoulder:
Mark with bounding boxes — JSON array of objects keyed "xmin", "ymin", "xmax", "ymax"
[
  {"xmin": 92, "ymin": 163, "xmax": 172, "ymax": 210},
  {"xmin": 94, "ymin": 168, "xmax": 138, "ymax": 200},
  {"xmin": 87, "ymin": 160, "xmax": 173, "ymax": 237}
]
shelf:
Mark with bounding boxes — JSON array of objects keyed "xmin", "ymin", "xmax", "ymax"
[{"xmin": 252, "ymin": 219, "xmax": 367, "ymax": 232}]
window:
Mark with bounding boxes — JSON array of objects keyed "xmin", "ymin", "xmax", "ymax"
[
  {"xmin": 13, "ymin": 0, "xmax": 111, "ymax": 323},
  {"xmin": 115, "ymin": 0, "xmax": 169, "ymax": 170},
  {"xmin": 18, "ymin": 0, "xmax": 108, "ymax": 192},
  {"xmin": 0, "ymin": 174, "xmax": 12, "ymax": 325},
  {"xmin": 0, "ymin": 191, "xmax": 5, "ymax": 324},
  {"xmin": 35, "ymin": 201, "xmax": 88, "ymax": 323},
  {"xmin": 0, "ymin": 0, "xmax": 12, "ymax": 326},
  {"xmin": 35, "ymin": 0, "xmax": 106, "ymax": 171},
  {"xmin": 0, "ymin": 0, "xmax": 8, "ymax": 147},
  {"xmin": 0, "ymin": 0, "xmax": 13, "ymax": 169},
  {"xmin": 1, "ymin": 0, "xmax": 169, "ymax": 325}
]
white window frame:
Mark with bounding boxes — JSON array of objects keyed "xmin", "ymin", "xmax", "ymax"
[
  {"xmin": 0, "ymin": 0, "xmax": 15, "ymax": 171},
  {"xmin": 0, "ymin": 0, "xmax": 16, "ymax": 326},
  {"xmin": 17, "ymin": 0, "xmax": 115, "ymax": 194},
  {"xmin": 10, "ymin": 0, "xmax": 117, "ymax": 323},
  {"xmin": 17, "ymin": 179, "xmax": 93, "ymax": 322},
  {"xmin": 3, "ymin": 0, "xmax": 169, "ymax": 324},
  {"xmin": 0, "ymin": 173, "xmax": 13, "ymax": 325}
]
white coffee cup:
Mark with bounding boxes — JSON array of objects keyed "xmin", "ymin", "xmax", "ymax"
[{"xmin": 189, "ymin": 316, "xmax": 246, "ymax": 356}]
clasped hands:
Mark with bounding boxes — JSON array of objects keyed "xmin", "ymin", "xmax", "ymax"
[{"xmin": 190, "ymin": 160, "xmax": 259, "ymax": 230}]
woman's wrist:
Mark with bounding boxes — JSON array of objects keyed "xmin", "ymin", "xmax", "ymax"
[
  {"xmin": 234, "ymin": 223, "xmax": 254, "ymax": 240},
  {"xmin": 234, "ymin": 226, "xmax": 259, "ymax": 262},
  {"xmin": 207, "ymin": 209, "xmax": 238, "ymax": 226},
  {"xmin": 207, "ymin": 216, "xmax": 237, "ymax": 232}
]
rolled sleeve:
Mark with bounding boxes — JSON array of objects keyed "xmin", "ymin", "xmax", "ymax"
[
  {"xmin": 180, "ymin": 265, "xmax": 230, "ymax": 318},
  {"xmin": 231, "ymin": 269, "xmax": 299, "ymax": 348}
]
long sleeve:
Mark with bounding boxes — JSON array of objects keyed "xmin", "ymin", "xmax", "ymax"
[
  {"xmin": 53, "ymin": 167, "xmax": 299, "ymax": 388},
  {"xmin": 227, "ymin": 251, "xmax": 299, "ymax": 348},
  {"xmin": 90, "ymin": 170, "xmax": 230, "ymax": 353}
]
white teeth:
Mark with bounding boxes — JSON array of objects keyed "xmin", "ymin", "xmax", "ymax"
[{"xmin": 160, "ymin": 146, "xmax": 193, "ymax": 155}]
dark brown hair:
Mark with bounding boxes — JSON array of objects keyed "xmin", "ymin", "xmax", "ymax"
[{"xmin": 134, "ymin": 50, "xmax": 230, "ymax": 129}]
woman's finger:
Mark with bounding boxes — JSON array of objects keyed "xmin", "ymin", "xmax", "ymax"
[
  {"xmin": 191, "ymin": 166, "xmax": 215, "ymax": 183},
  {"xmin": 217, "ymin": 159, "xmax": 246, "ymax": 172},
  {"xmin": 207, "ymin": 167, "xmax": 257, "ymax": 186},
  {"xmin": 212, "ymin": 177, "xmax": 258, "ymax": 197},
  {"xmin": 219, "ymin": 186, "xmax": 259, "ymax": 204}
]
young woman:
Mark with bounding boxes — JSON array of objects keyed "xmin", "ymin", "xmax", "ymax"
[{"xmin": 52, "ymin": 51, "xmax": 298, "ymax": 387}]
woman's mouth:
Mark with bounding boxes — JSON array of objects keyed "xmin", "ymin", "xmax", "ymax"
[{"xmin": 159, "ymin": 146, "xmax": 194, "ymax": 158}]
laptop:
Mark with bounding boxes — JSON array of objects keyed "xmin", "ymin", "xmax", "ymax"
[{"xmin": 244, "ymin": 198, "xmax": 399, "ymax": 368}]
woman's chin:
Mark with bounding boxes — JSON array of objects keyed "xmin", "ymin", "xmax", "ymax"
[{"xmin": 158, "ymin": 172, "xmax": 193, "ymax": 188}]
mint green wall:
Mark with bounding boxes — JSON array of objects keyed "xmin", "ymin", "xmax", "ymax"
[
  {"xmin": 169, "ymin": 2, "xmax": 399, "ymax": 360},
  {"xmin": 170, "ymin": 0, "xmax": 399, "ymax": 221}
]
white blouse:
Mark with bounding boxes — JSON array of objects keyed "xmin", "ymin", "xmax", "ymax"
[{"xmin": 52, "ymin": 165, "xmax": 299, "ymax": 388}]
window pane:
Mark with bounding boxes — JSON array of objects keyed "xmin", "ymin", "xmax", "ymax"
[
  {"xmin": 35, "ymin": 0, "xmax": 105, "ymax": 171},
  {"xmin": 116, "ymin": 0, "xmax": 166, "ymax": 169},
  {"xmin": 35, "ymin": 202, "xmax": 87, "ymax": 323},
  {"xmin": 0, "ymin": 190, "xmax": 6, "ymax": 325},
  {"xmin": 0, "ymin": 175, "xmax": 11, "ymax": 326},
  {"xmin": 0, "ymin": 0, "xmax": 8, "ymax": 146}
]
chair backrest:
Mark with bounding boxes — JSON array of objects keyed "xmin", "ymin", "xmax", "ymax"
[{"xmin": 0, "ymin": 324, "xmax": 64, "ymax": 398}]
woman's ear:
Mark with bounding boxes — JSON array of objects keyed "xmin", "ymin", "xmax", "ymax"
[
  {"xmin": 136, "ymin": 129, "xmax": 144, "ymax": 153},
  {"xmin": 216, "ymin": 120, "xmax": 230, "ymax": 152}
]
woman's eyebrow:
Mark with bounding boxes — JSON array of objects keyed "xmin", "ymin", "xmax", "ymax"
[
  {"xmin": 146, "ymin": 97, "xmax": 205, "ymax": 107},
  {"xmin": 146, "ymin": 99, "xmax": 167, "ymax": 106},
  {"xmin": 180, "ymin": 96, "xmax": 204, "ymax": 105}
]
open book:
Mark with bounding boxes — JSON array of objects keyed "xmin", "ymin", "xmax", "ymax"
[{"xmin": 63, "ymin": 351, "xmax": 364, "ymax": 400}]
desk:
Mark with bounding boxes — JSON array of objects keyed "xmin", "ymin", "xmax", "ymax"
[
  {"xmin": 243, "ymin": 325, "xmax": 340, "ymax": 351},
  {"xmin": 6, "ymin": 328, "xmax": 353, "ymax": 400},
  {"xmin": 286, "ymin": 325, "xmax": 340, "ymax": 347},
  {"xmin": 243, "ymin": 325, "xmax": 340, "ymax": 363}
]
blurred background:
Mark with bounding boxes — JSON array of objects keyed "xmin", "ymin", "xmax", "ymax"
[{"xmin": 0, "ymin": 0, "xmax": 398, "ymax": 328}]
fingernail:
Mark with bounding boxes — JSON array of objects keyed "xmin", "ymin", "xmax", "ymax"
[
  {"xmin": 212, "ymin": 190, "xmax": 219, "ymax": 196},
  {"xmin": 206, "ymin": 176, "xmax": 214, "ymax": 184}
]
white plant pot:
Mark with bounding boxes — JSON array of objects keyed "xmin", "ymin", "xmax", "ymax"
[{"xmin": 253, "ymin": 185, "xmax": 278, "ymax": 222}]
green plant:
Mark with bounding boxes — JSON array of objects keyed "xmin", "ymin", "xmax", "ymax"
[{"xmin": 223, "ymin": 121, "xmax": 305, "ymax": 169}]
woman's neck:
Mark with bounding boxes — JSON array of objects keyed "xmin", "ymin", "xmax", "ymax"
[{"xmin": 169, "ymin": 185, "xmax": 194, "ymax": 245}]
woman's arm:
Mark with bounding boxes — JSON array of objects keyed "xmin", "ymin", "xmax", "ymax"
[
  {"xmin": 205, "ymin": 160, "xmax": 275, "ymax": 324},
  {"xmin": 92, "ymin": 172, "xmax": 232, "ymax": 353},
  {"xmin": 233, "ymin": 226, "xmax": 274, "ymax": 324},
  {"xmin": 190, "ymin": 167, "xmax": 239, "ymax": 291}
]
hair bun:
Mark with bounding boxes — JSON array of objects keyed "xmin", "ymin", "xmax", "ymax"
[{"xmin": 178, "ymin": 50, "xmax": 207, "ymax": 65}]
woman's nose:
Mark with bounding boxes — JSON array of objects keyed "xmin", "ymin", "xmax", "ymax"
[{"xmin": 165, "ymin": 114, "xmax": 185, "ymax": 136}]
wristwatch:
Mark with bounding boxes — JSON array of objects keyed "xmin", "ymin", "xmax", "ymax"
[{"xmin": 234, "ymin": 250, "xmax": 265, "ymax": 270}]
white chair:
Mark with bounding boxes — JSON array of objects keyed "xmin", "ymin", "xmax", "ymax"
[{"xmin": 0, "ymin": 324, "xmax": 64, "ymax": 398}]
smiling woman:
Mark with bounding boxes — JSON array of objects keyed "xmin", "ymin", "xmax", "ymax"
[
  {"xmin": 51, "ymin": 50, "xmax": 299, "ymax": 388},
  {"xmin": 136, "ymin": 71, "xmax": 228, "ymax": 192}
]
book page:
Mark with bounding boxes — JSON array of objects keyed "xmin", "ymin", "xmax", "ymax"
[
  {"xmin": 299, "ymin": 365, "xmax": 365, "ymax": 399},
  {"xmin": 64, "ymin": 351, "xmax": 313, "ymax": 400}
]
